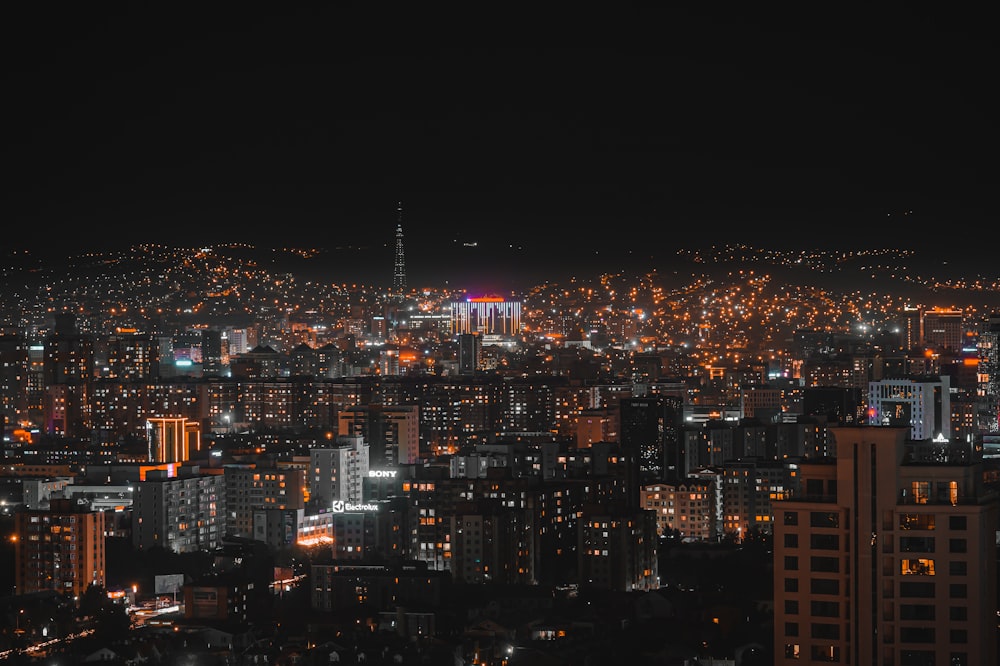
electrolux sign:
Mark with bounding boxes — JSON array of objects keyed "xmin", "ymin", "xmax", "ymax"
[{"xmin": 331, "ymin": 500, "xmax": 381, "ymax": 513}]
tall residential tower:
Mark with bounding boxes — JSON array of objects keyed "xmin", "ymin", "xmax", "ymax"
[{"xmin": 773, "ymin": 426, "xmax": 997, "ymax": 665}]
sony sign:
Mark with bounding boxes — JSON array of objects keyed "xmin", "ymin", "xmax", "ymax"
[{"xmin": 368, "ymin": 469, "xmax": 397, "ymax": 478}]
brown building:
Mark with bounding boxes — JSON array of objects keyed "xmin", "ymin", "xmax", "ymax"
[
  {"xmin": 14, "ymin": 498, "xmax": 106, "ymax": 598},
  {"xmin": 641, "ymin": 480, "xmax": 716, "ymax": 540},
  {"xmin": 773, "ymin": 426, "xmax": 998, "ymax": 665}
]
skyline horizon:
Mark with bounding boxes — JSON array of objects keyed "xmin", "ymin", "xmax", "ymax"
[
  {"xmin": 5, "ymin": 238, "xmax": 1000, "ymax": 314},
  {"xmin": 5, "ymin": 8, "xmax": 995, "ymax": 260}
]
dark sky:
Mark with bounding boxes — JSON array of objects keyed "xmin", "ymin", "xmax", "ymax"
[{"xmin": 4, "ymin": 7, "xmax": 996, "ymax": 286}]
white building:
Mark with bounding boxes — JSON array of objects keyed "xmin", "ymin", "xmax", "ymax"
[
  {"xmin": 867, "ymin": 375, "xmax": 951, "ymax": 440},
  {"xmin": 309, "ymin": 434, "xmax": 369, "ymax": 510}
]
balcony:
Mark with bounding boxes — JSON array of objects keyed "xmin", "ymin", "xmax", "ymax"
[
  {"xmin": 897, "ymin": 493, "xmax": 987, "ymax": 507},
  {"xmin": 781, "ymin": 494, "xmax": 837, "ymax": 504}
]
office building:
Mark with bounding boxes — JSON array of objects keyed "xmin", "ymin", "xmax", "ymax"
[
  {"xmin": 227, "ymin": 328, "xmax": 249, "ymax": 356},
  {"xmin": 450, "ymin": 297, "xmax": 522, "ymax": 337},
  {"xmin": 740, "ymin": 384, "xmax": 783, "ymax": 422},
  {"xmin": 252, "ymin": 507, "xmax": 302, "ymax": 549},
  {"xmin": 921, "ymin": 307, "xmax": 964, "ymax": 352}
]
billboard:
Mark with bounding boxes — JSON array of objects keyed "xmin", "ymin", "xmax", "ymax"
[{"xmin": 154, "ymin": 573, "xmax": 185, "ymax": 594}]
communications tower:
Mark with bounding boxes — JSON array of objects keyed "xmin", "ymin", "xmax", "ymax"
[{"xmin": 393, "ymin": 202, "xmax": 407, "ymax": 294}]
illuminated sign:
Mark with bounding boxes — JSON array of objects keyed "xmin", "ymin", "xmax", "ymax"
[
  {"xmin": 368, "ymin": 470, "xmax": 397, "ymax": 478},
  {"xmin": 331, "ymin": 500, "xmax": 380, "ymax": 513}
]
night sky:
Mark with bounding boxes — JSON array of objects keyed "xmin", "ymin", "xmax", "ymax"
[{"xmin": 4, "ymin": 6, "xmax": 996, "ymax": 286}]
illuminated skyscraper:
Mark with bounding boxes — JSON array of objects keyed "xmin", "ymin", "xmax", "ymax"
[
  {"xmin": 450, "ymin": 297, "xmax": 522, "ymax": 337},
  {"xmin": 146, "ymin": 416, "xmax": 199, "ymax": 463}
]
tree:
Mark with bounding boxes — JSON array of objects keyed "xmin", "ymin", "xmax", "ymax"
[{"xmin": 78, "ymin": 583, "xmax": 132, "ymax": 644}]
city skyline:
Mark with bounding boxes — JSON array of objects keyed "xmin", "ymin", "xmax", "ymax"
[{"xmin": 5, "ymin": 6, "xmax": 996, "ymax": 286}]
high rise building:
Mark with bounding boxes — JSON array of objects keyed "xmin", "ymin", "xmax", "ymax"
[
  {"xmin": 450, "ymin": 500, "xmax": 537, "ymax": 585},
  {"xmin": 772, "ymin": 426, "xmax": 998, "ymax": 665},
  {"xmin": 224, "ymin": 465, "xmax": 305, "ymax": 538},
  {"xmin": 720, "ymin": 459, "xmax": 793, "ymax": 539},
  {"xmin": 393, "ymin": 202, "xmax": 406, "ymax": 294},
  {"xmin": 922, "ymin": 307, "xmax": 964, "ymax": 352},
  {"xmin": 901, "ymin": 306, "xmax": 922, "ymax": 351},
  {"xmin": 201, "ymin": 329, "xmax": 223, "ymax": 377},
  {"xmin": 619, "ymin": 395, "xmax": 685, "ymax": 489},
  {"xmin": 576, "ymin": 503, "xmax": 659, "ymax": 592},
  {"xmin": 227, "ymin": 328, "xmax": 249, "ymax": 356},
  {"xmin": 132, "ymin": 467, "xmax": 226, "ymax": 553},
  {"xmin": 14, "ymin": 498, "xmax": 106, "ymax": 598},
  {"xmin": 458, "ymin": 333, "xmax": 480, "ymax": 375},
  {"xmin": 43, "ymin": 313, "xmax": 94, "ymax": 436},
  {"xmin": 102, "ymin": 331, "xmax": 160, "ymax": 380},
  {"xmin": 977, "ymin": 312, "xmax": 1000, "ymax": 434},
  {"xmin": 338, "ymin": 404, "xmax": 420, "ymax": 466},
  {"xmin": 309, "ymin": 435, "xmax": 369, "ymax": 510},
  {"xmin": 0, "ymin": 333, "xmax": 29, "ymax": 434}
]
